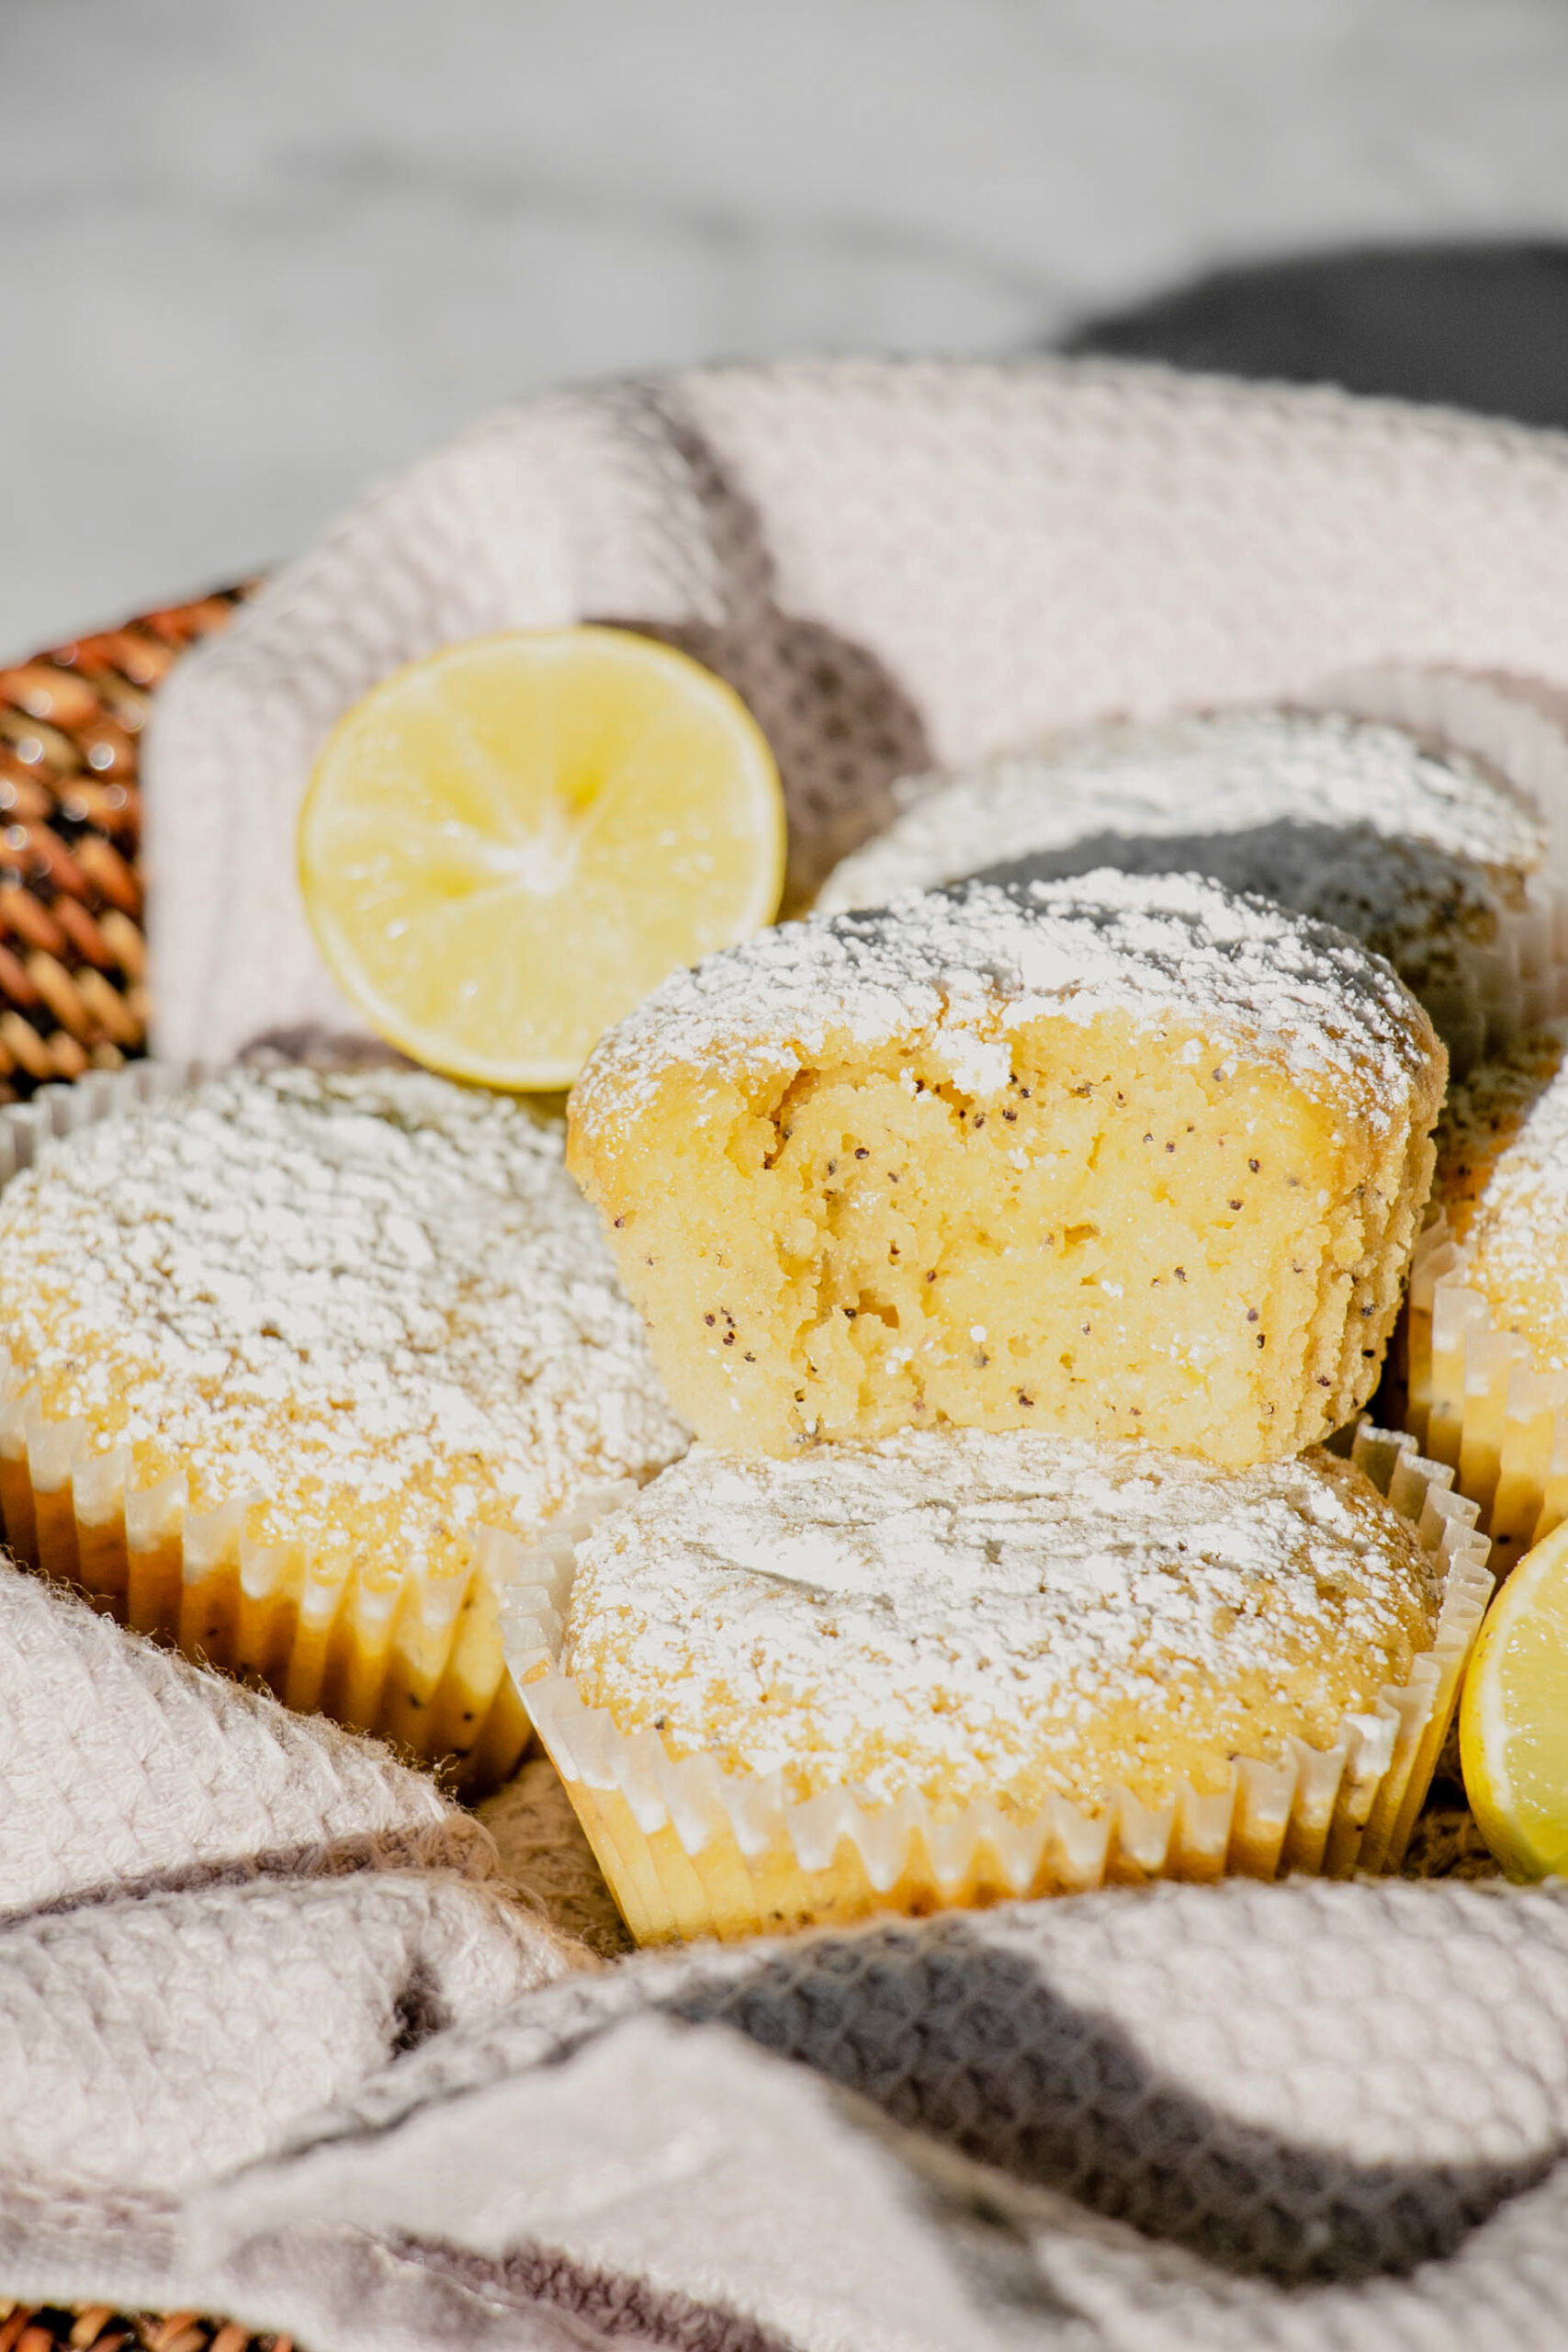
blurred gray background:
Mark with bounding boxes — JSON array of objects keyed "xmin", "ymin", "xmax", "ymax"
[{"xmin": 6, "ymin": 0, "xmax": 1568, "ymax": 656}]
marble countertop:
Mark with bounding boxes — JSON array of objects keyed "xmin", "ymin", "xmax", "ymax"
[{"xmin": 6, "ymin": 0, "xmax": 1568, "ymax": 656}]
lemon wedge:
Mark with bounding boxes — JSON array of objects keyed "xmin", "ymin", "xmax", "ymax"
[
  {"xmin": 298, "ymin": 627, "xmax": 785, "ymax": 1089},
  {"xmin": 1461, "ymin": 1519, "xmax": 1568, "ymax": 1878}
]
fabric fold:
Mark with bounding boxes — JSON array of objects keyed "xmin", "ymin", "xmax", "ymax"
[
  {"xmin": 145, "ymin": 357, "xmax": 1568, "ymax": 1068},
  {"xmin": 0, "ymin": 1871, "xmax": 574, "ymax": 2196},
  {"xmin": 0, "ymin": 1560, "xmax": 501, "ymax": 1917}
]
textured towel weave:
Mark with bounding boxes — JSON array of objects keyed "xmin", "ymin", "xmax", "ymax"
[
  {"xmin": 0, "ymin": 1566, "xmax": 500, "ymax": 1914},
  {"xmin": 146, "ymin": 356, "xmax": 1568, "ymax": 1064},
  {"xmin": 12, "ymin": 357, "xmax": 1568, "ymax": 2346}
]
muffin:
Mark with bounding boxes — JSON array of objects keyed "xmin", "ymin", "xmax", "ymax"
[
  {"xmin": 816, "ymin": 709, "xmax": 1562, "ymax": 1077},
  {"xmin": 505, "ymin": 1424, "xmax": 1492, "ymax": 1941},
  {"xmin": 1408, "ymin": 1020, "xmax": 1568, "ymax": 1568},
  {"xmin": 568, "ymin": 871, "xmax": 1445, "ymax": 1467},
  {"xmin": 0, "ymin": 1062, "xmax": 688, "ymax": 1791}
]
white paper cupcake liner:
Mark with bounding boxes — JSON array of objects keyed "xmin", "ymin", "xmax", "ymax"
[
  {"xmin": 501, "ymin": 1423, "xmax": 1495, "ymax": 1945},
  {"xmin": 1404, "ymin": 1204, "xmax": 1568, "ymax": 1577},
  {"xmin": 0, "ymin": 1065, "xmax": 555, "ymax": 1795}
]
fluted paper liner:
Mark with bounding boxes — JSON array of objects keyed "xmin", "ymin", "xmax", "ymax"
[
  {"xmin": 0, "ymin": 1065, "xmax": 557, "ymax": 1797},
  {"xmin": 1405, "ymin": 1205, "xmax": 1568, "ymax": 1579},
  {"xmin": 502, "ymin": 1424, "xmax": 1494, "ymax": 1945},
  {"xmin": 1405, "ymin": 874, "xmax": 1568, "ymax": 1081}
]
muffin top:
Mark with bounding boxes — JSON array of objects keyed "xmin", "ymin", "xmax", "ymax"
[
  {"xmin": 570, "ymin": 868, "xmax": 1441, "ymax": 1158},
  {"xmin": 561, "ymin": 1428, "xmax": 1440, "ymax": 1816},
  {"xmin": 1432, "ymin": 1020, "xmax": 1568, "ymax": 1367},
  {"xmin": 0, "ymin": 1064, "xmax": 687, "ymax": 1570},
  {"xmin": 815, "ymin": 708, "xmax": 1546, "ymax": 915}
]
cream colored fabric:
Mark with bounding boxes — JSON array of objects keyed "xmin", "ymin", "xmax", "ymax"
[
  {"xmin": 194, "ymin": 1880, "xmax": 1568, "ymax": 2350},
  {"xmin": 0, "ymin": 1561, "xmax": 500, "ymax": 1913},
  {"xmin": 16, "ymin": 358, "xmax": 1568, "ymax": 2346},
  {"xmin": 146, "ymin": 357, "xmax": 1568, "ymax": 1064},
  {"xmin": 0, "ymin": 1562, "xmax": 582, "ymax": 2131}
]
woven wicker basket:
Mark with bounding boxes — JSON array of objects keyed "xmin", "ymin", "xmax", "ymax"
[
  {"xmin": 0, "ymin": 2303, "xmax": 288, "ymax": 2352},
  {"xmin": 0, "ymin": 590, "xmax": 246, "ymax": 1095}
]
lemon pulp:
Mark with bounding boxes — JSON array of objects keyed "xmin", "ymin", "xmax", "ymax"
[
  {"xmin": 1461, "ymin": 1518, "xmax": 1568, "ymax": 1878},
  {"xmin": 299, "ymin": 627, "xmax": 785, "ymax": 1089}
]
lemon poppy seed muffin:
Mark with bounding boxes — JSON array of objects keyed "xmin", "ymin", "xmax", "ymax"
[
  {"xmin": 1430, "ymin": 1022, "xmax": 1568, "ymax": 1351},
  {"xmin": 816, "ymin": 709, "xmax": 1555, "ymax": 1076},
  {"xmin": 818, "ymin": 709, "xmax": 1547, "ymax": 913},
  {"xmin": 0, "ymin": 1064, "xmax": 688, "ymax": 1781},
  {"xmin": 525, "ymin": 1424, "xmax": 1472, "ymax": 1938},
  {"xmin": 1409, "ymin": 1021, "xmax": 1568, "ymax": 1560},
  {"xmin": 562, "ymin": 1430, "xmax": 1442, "ymax": 1820},
  {"xmin": 568, "ymin": 871, "xmax": 1445, "ymax": 1466}
]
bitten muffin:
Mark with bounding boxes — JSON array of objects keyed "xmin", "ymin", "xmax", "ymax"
[
  {"xmin": 568, "ymin": 872, "xmax": 1446, "ymax": 1466},
  {"xmin": 513, "ymin": 1425, "xmax": 1481, "ymax": 1939},
  {"xmin": 0, "ymin": 1063, "xmax": 688, "ymax": 1787},
  {"xmin": 816, "ymin": 709, "xmax": 1559, "ymax": 1076}
]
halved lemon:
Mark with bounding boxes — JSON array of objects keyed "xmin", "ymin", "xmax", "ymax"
[
  {"xmin": 298, "ymin": 627, "xmax": 785, "ymax": 1089},
  {"xmin": 1460, "ymin": 1520, "xmax": 1568, "ymax": 1878}
]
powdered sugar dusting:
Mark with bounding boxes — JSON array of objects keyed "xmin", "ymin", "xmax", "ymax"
[
  {"xmin": 562, "ymin": 1428, "xmax": 1439, "ymax": 1815},
  {"xmin": 572, "ymin": 869, "xmax": 1439, "ymax": 1144},
  {"xmin": 0, "ymin": 1065, "xmax": 688, "ymax": 1565},
  {"xmin": 816, "ymin": 709, "xmax": 1546, "ymax": 914},
  {"xmin": 1439, "ymin": 1020, "xmax": 1568, "ymax": 1364}
]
